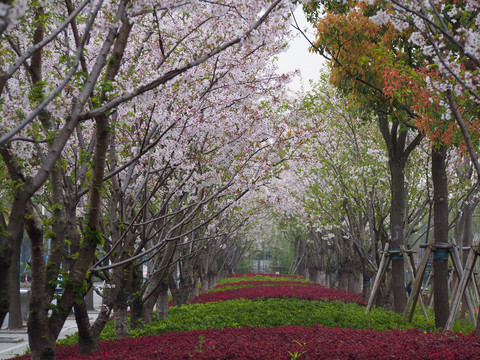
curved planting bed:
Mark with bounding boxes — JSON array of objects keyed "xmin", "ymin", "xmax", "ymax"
[
  {"xmin": 14, "ymin": 273, "xmax": 479, "ymax": 359},
  {"xmin": 24, "ymin": 326, "xmax": 480, "ymax": 359},
  {"xmin": 192, "ymin": 273, "xmax": 364, "ymax": 305},
  {"xmin": 190, "ymin": 283, "xmax": 365, "ymax": 305}
]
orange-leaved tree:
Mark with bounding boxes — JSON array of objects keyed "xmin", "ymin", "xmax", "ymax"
[
  {"xmin": 304, "ymin": 0, "xmax": 425, "ymax": 314},
  {"xmin": 382, "ymin": 55, "xmax": 480, "ymax": 329}
]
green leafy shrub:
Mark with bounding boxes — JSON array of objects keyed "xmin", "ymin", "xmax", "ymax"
[
  {"xmin": 217, "ymin": 274, "xmax": 309, "ymax": 285},
  {"xmin": 61, "ymin": 297, "xmax": 472, "ymax": 346}
]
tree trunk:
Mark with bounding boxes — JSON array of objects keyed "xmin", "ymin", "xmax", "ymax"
[
  {"xmin": 74, "ymin": 300, "xmax": 97, "ymax": 354},
  {"xmin": 168, "ymin": 273, "xmax": 183, "ymax": 307},
  {"xmin": 349, "ymin": 270, "xmax": 362, "ymax": 293},
  {"xmin": 311, "ymin": 269, "xmax": 326, "ymax": 285},
  {"xmin": 190, "ymin": 278, "xmax": 199, "ymax": 300},
  {"xmin": 26, "ymin": 206, "xmax": 56, "ymax": 360},
  {"xmin": 201, "ymin": 277, "xmax": 209, "ymax": 293},
  {"xmin": 91, "ymin": 287, "xmax": 116, "ymax": 341},
  {"xmin": 114, "ymin": 265, "xmax": 133, "ymax": 339},
  {"xmin": 156, "ymin": 281, "xmax": 169, "ymax": 320},
  {"xmin": 207, "ymin": 273, "xmax": 217, "ymax": 291},
  {"xmin": 8, "ymin": 230, "xmax": 24, "ymax": 329},
  {"xmin": 142, "ymin": 240, "xmax": 176, "ymax": 323},
  {"xmin": 390, "ymin": 155, "xmax": 407, "ymax": 313},
  {"xmin": 475, "ymin": 318, "xmax": 480, "ymax": 337},
  {"xmin": 362, "ymin": 262, "xmax": 375, "ymax": 302},
  {"xmin": 432, "ymin": 145, "xmax": 450, "ymax": 329},
  {"xmin": 142, "ymin": 290, "xmax": 157, "ymax": 324},
  {"xmin": 326, "ymin": 272, "xmax": 335, "ymax": 288},
  {"xmin": 363, "ymin": 275, "xmax": 372, "ymax": 302},
  {"xmin": 337, "ymin": 270, "xmax": 348, "ymax": 290},
  {"xmin": 130, "ymin": 265, "xmax": 143, "ymax": 329},
  {"xmin": 318, "ymin": 270, "xmax": 327, "ymax": 286},
  {"xmin": 378, "ymin": 115, "xmax": 423, "ymax": 314},
  {"xmin": 0, "ymin": 187, "xmax": 28, "ymax": 327},
  {"xmin": 376, "ymin": 272, "xmax": 394, "ymax": 311},
  {"xmin": 338, "ymin": 270, "xmax": 361, "ymax": 292},
  {"xmin": 0, "ymin": 231, "xmax": 11, "ymax": 328},
  {"xmin": 176, "ymin": 278, "xmax": 191, "ymax": 306},
  {"xmin": 297, "ymin": 237, "xmax": 308, "ymax": 278},
  {"xmin": 114, "ymin": 306, "xmax": 129, "ymax": 339}
]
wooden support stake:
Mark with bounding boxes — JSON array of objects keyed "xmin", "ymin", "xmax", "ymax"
[
  {"xmin": 445, "ymin": 236, "xmax": 480, "ymax": 331},
  {"xmin": 401, "ymin": 246, "xmax": 429, "ymax": 321},
  {"xmin": 450, "ymin": 244, "xmax": 477, "ymax": 328},
  {"xmin": 472, "ymin": 272, "xmax": 480, "ymax": 306},
  {"xmin": 403, "ymin": 237, "xmax": 435, "ymax": 323},
  {"xmin": 408, "ymin": 251, "xmax": 418, "ymax": 276},
  {"xmin": 366, "ymin": 243, "xmax": 390, "ymax": 314}
]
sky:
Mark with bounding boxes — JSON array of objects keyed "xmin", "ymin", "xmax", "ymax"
[{"xmin": 275, "ymin": 6, "xmax": 327, "ymax": 92}]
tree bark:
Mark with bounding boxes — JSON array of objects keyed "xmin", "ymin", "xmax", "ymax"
[
  {"xmin": 168, "ymin": 273, "xmax": 182, "ymax": 307},
  {"xmin": 0, "ymin": 163, "xmax": 29, "ymax": 327},
  {"xmin": 114, "ymin": 266, "xmax": 131, "ymax": 339},
  {"xmin": 363, "ymin": 274, "xmax": 372, "ymax": 302},
  {"xmin": 26, "ymin": 204, "xmax": 55, "ymax": 360},
  {"xmin": 432, "ymin": 144, "xmax": 450, "ymax": 329},
  {"xmin": 130, "ymin": 265, "xmax": 143, "ymax": 329},
  {"xmin": 390, "ymin": 155, "xmax": 407, "ymax": 313},
  {"xmin": 74, "ymin": 300, "xmax": 97, "ymax": 354},
  {"xmin": 0, "ymin": 222, "xmax": 11, "ymax": 328},
  {"xmin": 156, "ymin": 281, "xmax": 169, "ymax": 320},
  {"xmin": 8, "ymin": 230, "xmax": 24, "ymax": 328},
  {"xmin": 378, "ymin": 115, "xmax": 423, "ymax": 313},
  {"xmin": 142, "ymin": 240, "xmax": 176, "ymax": 323},
  {"xmin": 337, "ymin": 270, "xmax": 349, "ymax": 291},
  {"xmin": 114, "ymin": 306, "xmax": 129, "ymax": 339}
]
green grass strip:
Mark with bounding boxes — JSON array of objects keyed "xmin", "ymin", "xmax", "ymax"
[
  {"xmin": 217, "ymin": 275, "xmax": 309, "ymax": 285},
  {"xmin": 59, "ymin": 297, "xmax": 474, "ymax": 346}
]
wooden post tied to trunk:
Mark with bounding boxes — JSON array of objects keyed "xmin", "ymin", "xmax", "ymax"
[
  {"xmin": 449, "ymin": 243, "xmax": 477, "ymax": 327},
  {"xmin": 365, "ymin": 243, "xmax": 420, "ymax": 316},
  {"xmin": 400, "ymin": 237, "xmax": 435, "ymax": 323},
  {"xmin": 401, "ymin": 245, "xmax": 429, "ymax": 322},
  {"xmin": 365, "ymin": 243, "xmax": 389, "ymax": 314},
  {"xmin": 445, "ymin": 235, "xmax": 480, "ymax": 332},
  {"xmin": 402, "ymin": 238, "xmax": 462, "ymax": 324}
]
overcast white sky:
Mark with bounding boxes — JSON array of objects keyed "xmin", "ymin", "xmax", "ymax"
[{"xmin": 275, "ymin": 7, "xmax": 326, "ymax": 92}]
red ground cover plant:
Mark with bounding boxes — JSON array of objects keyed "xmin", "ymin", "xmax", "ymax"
[
  {"xmin": 215, "ymin": 280, "xmax": 316, "ymax": 288},
  {"xmin": 190, "ymin": 284, "xmax": 365, "ymax": 305},
  {"xmin": 227, "ymin": 273, "xmax": 304, "ymax": 279},
  {"xmin": 17, "ymin": 325, "xmax": 480, "ymax": 359}
]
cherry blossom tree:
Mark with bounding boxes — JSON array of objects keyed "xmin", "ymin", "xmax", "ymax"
[
  {"xmin": 0, "ymin": 0, "xmax": 296, "ymax": 358},
  {"xmin": 303, "ymin": 0, "xmax": 428, "ymax": 312},
  {"xmin": 264, "ymin": 77, "xmax": 435, "ymax": 305},
  {"xmin": 304, "ymin": 0, "xmax": 479, "ymax": 324}
]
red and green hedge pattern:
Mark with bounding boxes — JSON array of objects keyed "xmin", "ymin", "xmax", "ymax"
[
  {"xmin": 192, "ymin": 273, "xmax": 364, "ymax": 305},
  {"xmin": 190, "ymin": 283, "xmax": 365, "ymax": 305},
  {"xmin": 26, "ymin": 325, "xmax": 480, "ymax": 359},
  {"xmin": 15, "ymin": 273, "xmax": 480, "ymax": 359},
  {"xmin": 226, "ymin": 273, "xmax": 304, "ymax": 279}
]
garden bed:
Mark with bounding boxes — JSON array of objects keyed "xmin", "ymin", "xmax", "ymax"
[
  {"xmin": 15, "ymin": 273, "xmax": 479, "ymax": 359},
  {"xmin": 20, "ymin": 325, "xmax": 480, "ymax": 359}
]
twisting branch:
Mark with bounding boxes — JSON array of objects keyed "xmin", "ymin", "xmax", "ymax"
[
  {"xmin": 0, "ymin": 0, "xmax": 103, "ymax": 145},
  {"xmin": 78, "ymin": 0, "xmax": 283, "ymax": 120},
  {"xmin": 446, "ymin": 89, "xmax": 480, "ymax": 180},
  {"xmin": 0, "ymin": 0, "xmax": 92, "ymax": 93}
]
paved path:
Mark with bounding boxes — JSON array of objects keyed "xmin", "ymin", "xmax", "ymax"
[
  {"xmin": 0, "ymin": 310, "xmax": 100, "ymax": 360},
  {"xmin": 0, "ymin": 287, "xmax": 102, "ymax": 359}
]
